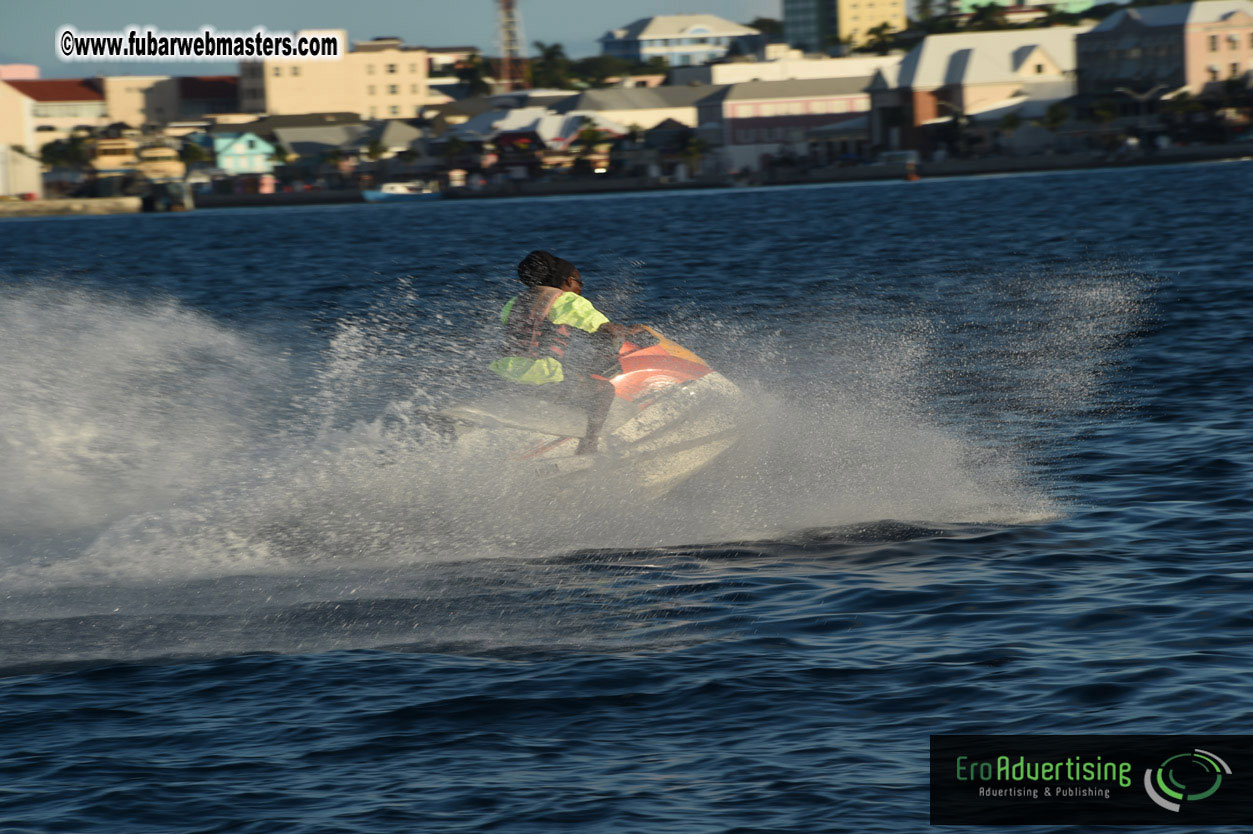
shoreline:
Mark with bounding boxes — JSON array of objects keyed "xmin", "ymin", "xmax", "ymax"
[
  {"xmin": 3, "ymin": 144, "xmax": 1249, "ymax": 216},
  {"xmin": 447, "ymin": 142, "xmax": 1253, "ymax": 200}
]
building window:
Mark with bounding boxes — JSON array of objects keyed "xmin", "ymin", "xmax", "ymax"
[
  {"xmin": 1231, "ymin": 62, "xmax": 1241, "ymax": 77},
  {"xmin": 1036, "ymin": 63, "xmax": 1045, "ymax": 73},
  {"xmin": 247, "ymin": 138, "xmax": 255, "ymax": 149},
  {"xmin": 411, "ymin": 84, "xmax": 418, "ymax": 93},
  {"xmin": 1208, "ymin": 66, "xmax": 1219, "ymax": 80},
  {"xmin": 370, "ymin": 106, "xmax": 377, "ymax": 117},
  {"xmin": 1208, "ymin": 35, "xmax": 1218, "ymax": 51},
  {"xmin": 390, "ymin": 105, "xmax": 399, "ymax": 116},
  {"xmin": 388, "ymin": 84, "xmax": 398, "ymax": 94},
  {"xmin": 367, "ymin": 64, "xmax": 375, "ymax": 74},
  {"xmin": 387, "ymin": 64, "xmax": 397, "ymax": 73},
  {"xmin": 273, "ymin": 66, "xmax": 281, "ymax": 76},
  {"xmin": 410, "ymin": 63, "xmax": 417, "ymax": 72},
  {"xmin": 369, "ymin": 85, "xmax": 376, "ymax": 95},
  {"xmin": 292, "ymin": 66, "xmax": 300, "ymax": 76}
]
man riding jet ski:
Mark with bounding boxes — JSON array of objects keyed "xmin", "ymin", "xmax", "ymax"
[
  {"xmin": 486, "ymin": 250, "xmax": 641, "ymax": 455},
  {"xmin": 434, "ymin": 251, "xmax": 743, "ymax": 496}
]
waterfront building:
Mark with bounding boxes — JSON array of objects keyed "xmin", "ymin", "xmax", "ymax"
[
  {"xmin": 100, "ymin": 76, "xmax": 180, "ymax": 128},
  {"xmin": 0, "ymin": 80, "xmax": 44, "ymax": 197},
  {"xmin": 3, "ymin": 78, "xmax": 108, "ymax": 142},
  {"xmin": 1076, "ymin": 0, "xmax": 1253, "ymax": 97},
  {"xmin": 695, "ymin": 75, "xmax": 875, "ymax": 171},
  {"xmin": 189, "ymin": 130, "xmax": 276, "ymax": 175},
  {"xmin": 783, "ymin": 0, "xmax": 908, "ymax": 52},
  {"xmin": 348, "ymin": 120, "xmax": 428, "ymax": 159},
  {"xmin": 240, "ymin": 32, "xmax": 437, "ymax": 120},
  {"xmin": 178, "ymin": 76, "xmax": 239, "ymax": 118},
  {"xmin": 671, "ymin": 45, "xmax": 899, "ymax": 85},
  {"xmin": 551, "ymin": 86, "xmax": 716, "ymax": 130},
  {"xmin": 599, "ymin": 15, "xmax": 761, "ymax": 67},
  {"xmin": 446, "ymin": 106, "xmax": 627, "ymax": 146},
  {"xmin": 866, "ymin": 26, "xmax": 1089, "ymax": 151}
]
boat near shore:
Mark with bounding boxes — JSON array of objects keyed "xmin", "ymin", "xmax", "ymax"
[{"xmin": 363, "ymin": 181, "xmax": 441, "ymax": 202}]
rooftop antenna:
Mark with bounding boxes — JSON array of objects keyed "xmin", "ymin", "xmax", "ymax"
[{"xmin": 497, "ymin": 0, "xmax": 529, "ymax": 91}]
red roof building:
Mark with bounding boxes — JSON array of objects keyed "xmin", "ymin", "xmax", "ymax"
[{"xmin": 5, "ymin": 78, "xmax": 103, "ymax": 102}]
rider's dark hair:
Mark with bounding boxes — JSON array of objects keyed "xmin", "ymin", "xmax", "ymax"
[
  {"xmin": 518, "ymin": 250, "xmax": 579, "ymax": 289},
  {"xmin": 517, "ymin": 250, "xmax": 557, "ymax": 287},
  {"xmin": 548, "ymin": 256, "xmax": 579, "ymax": 288}
]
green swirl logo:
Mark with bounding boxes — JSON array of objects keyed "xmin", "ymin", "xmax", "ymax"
[{"xmin": 1144, "ymin": 749, "xmax": 1231, "ymax": 812}]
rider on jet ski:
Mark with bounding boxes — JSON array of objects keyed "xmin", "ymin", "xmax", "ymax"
[{"xmin": 489, "ymin": 250, "xmax": 643, "ymax": 455}]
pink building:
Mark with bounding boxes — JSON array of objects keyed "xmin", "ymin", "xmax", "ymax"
[
  {"xmin": 0, "ymin": 65, "xmax": 40, "ymax": 81},
  {"xmin": 1077, "ymin": 0, "xmax": 1253, "ymax": 96},
  {"xmin": 696, "ymin": 76, "xmax": 873, "ymax": 172}
]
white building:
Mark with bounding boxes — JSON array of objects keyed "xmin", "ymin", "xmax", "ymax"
[
  {"xmin": 671, "ymin": 46, "xmax": 900, "ymax": 85},
  {"xmin": 600, "ymin": 15, "xmax": 761, "ymax": 67},
  {"xmin": 866, "ymin": 26, "xmax": 1090, "ymax": 150},
  {"xmin": 0, "ymin": 81, "xmax": 45, "ymax": 196},
  {"xmin": 552, "ymin": 86, "xmax": 717, "ymax": 130}
]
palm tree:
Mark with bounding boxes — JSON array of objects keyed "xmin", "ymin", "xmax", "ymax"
[
  {"xmin": 531, "ymin": 41, "xmax": 572, "ymax": 89},
  {"xmin": 681, "ymin": 135, "xmax": 710, "ymax": 175},
  {"xmin": 178, "ymin": 140, "xmax": 211, "ymax": 168},
  {"xmin": 1088, "ymin": 100, "xmax": 1118, "ymax": 128},
  {"xmin": 573, "ymin": 123, "xmax": 607, "ymax": 157},
  {"xmin": 40, "ymin": 135, "xmax": 91, "ymax": 170},
  {"xmin": 321, "ymin": 148, "xmax": 345, "ymax": 170},
  {"xmin": 968, "ymin": 2, "xmax": 1009, "ymax": 30},
  {"xmin": 863, "ymin": 23, "xmax": 897, "ymax": 55},
  {"xmin": 365, "ymin": 139, "xmax": 386, "ymax": 162},
  {"xmin": 1037, "ymin": 102, "xmax": 1070, "ymax": 133}
]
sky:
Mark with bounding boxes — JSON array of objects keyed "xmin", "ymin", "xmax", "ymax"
[{"xmin": 2, "ymin": 0, "xmax": 781, "ymax": 78}]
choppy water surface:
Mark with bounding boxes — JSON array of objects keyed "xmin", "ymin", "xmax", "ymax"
[{"xmin": 1, "ymin": 162, "xmax": 1251, "ymax": 832}]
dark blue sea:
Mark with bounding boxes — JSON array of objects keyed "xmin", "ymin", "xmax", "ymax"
[{"xmin": 1, "ymin": 162, "xmax": 1251, "ymax": 833}]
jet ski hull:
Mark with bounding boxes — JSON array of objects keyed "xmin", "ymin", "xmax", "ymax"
[{"xmin": 434, "ymin": 328, "xmax": 743, "ymax": 498}]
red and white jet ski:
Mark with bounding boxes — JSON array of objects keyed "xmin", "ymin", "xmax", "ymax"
[{"xmin": 435, "ymin": 327, "xmax": 742, "ymax": 497}]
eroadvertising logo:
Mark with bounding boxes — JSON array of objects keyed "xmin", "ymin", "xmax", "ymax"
[
  {"xmin": 930, "ymin": 735, "xmax": 1253, "ymax": 825},
  {"xmin": 1143, "ymin": 749, "xmax": 1231, "ymax": 812}
]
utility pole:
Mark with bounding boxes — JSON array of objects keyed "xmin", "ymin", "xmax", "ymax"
[{"xmin": 497, "ymin": 0, "xmax": 528, "ymax": 91}]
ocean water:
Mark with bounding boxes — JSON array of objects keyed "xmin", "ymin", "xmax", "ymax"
[{"xmin": 0, "ymin": 162, "xmax": 1250, "ymax": 832}]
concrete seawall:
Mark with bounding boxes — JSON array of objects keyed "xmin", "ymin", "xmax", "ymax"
[
  {"xmin": 765, "ymin": 143, "xmax": 1253, "ymax": 185},
  {"xmin": 194, "ymin": 190, "xmax": 365, "ymax": 209},
  {"xmin": 0, "ymin": 197, "xmax": 142, "ymax": 218}
]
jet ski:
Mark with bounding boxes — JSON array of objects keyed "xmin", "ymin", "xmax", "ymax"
[{"xmin": 433, "ymin": 327, "xmax": 743, "ymax": 498}]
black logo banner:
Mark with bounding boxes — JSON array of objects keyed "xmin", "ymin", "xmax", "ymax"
[{"xmin": 931, "ymin": 735, "xmax": 1253, "ymax": 825}]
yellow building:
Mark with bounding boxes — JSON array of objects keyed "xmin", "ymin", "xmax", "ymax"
[
  {"xmin": 240, "ymin": 32, "xmax": 435, "ymax": 120},
  {"xmin": 784, "ymin": 0, "xmax": 908, "ymax": 51}
]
